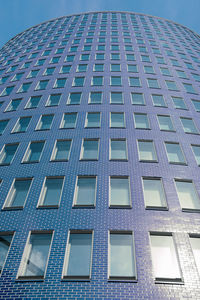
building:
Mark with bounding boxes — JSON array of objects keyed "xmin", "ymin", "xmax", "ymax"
[{"xmin": 0, "ymin": 11, "xmax": 200, "ymax": 299}]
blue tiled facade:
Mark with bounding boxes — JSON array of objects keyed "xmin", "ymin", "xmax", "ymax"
[{"xmin": 0, "ymin": 11, "xmax": 200, "ymax": 299}]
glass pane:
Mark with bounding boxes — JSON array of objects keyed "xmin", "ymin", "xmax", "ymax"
[
  {"xmin": 69, "ymin": 93, "xmax": 81, "ymax": 104},
  {"xmin": 138, "ymin": 141, "xmax": 157, "ymax": 161},
  {"xmin": 66, "ymin": 233, "xmax": 92, "ymax": 277},
  {"xmin": 110, "ymin": 140, "xmax": 127, "ymax": 160},
  {"xmin": 0, "ymin": 144, "xmax": 18, "ymax": 165},
  {"xmin": 26, "ymin": 96, "xmax": 41, "ymax": 109},
  {"xmin": 61, "ymin": 113, "xmax": 77, "ymax": 128},
  {"xmin": 192, "ymin": 145, "xmax": 200, "ymax": 165},
  {"xmin": 109, "ymin": 233, "xmax": 136, "ymax": 278},
  {"xmin": 0, "ymin": 235, "xmax": 12, "ymax": 273},
  {"xmin": 6, "ymin": 179, "xmax": 31, "ymax": 208},
  {"xmin": 175, "ymin": 181, "xmax": 200, "ymax": 210},
  {"xmin": 0, "ymin": 120, "xmax": 9, "ymax": 135},
  {"xmin": 25, "ymin": 142, "xmax": 44, "ymax": 162},
  {"xmin": 110, "ymin": 92, "xmax": 123, "ymax": 104},
  {"xmin": 165, "ymin": 143, "xmax": 185, "ymax": 164},
  {"xmin": 180, "ymin": 118, "xmax": 198, "ymax": 134},
  {"xmin": 37, "ymin": 115, "xmax": 53, "ymax": 130},
  {"xmin": 86, "ymin": 113, "xmax": 100, "ymax": 128},
  {"xmin": 134, "ymin": 114, "xmax": 149, "ymax": 129},
  {"xmin": 131, "ymin": 93, "xmax": 145, "ymax": 105},
  {"xmin": 150, "ymin": 235, "xmax": 181, "ymax": 280},
  {"xmin": 75, "ymin": 177, "xmax": 96, "ymax": 205},
  {"xmin": 53, "ymin": 140, "xmax": 71, "ymax": 161},
  {"xmin": 152, "ymin": 95, "xmax": 165, "ymax": 107},
  {"xmin": 47, "ymin": 94, "xmax": 61, "ymax": 106},
  {"xmin": 111, "ymin": 113, "xmax": 125, "ymax": 128},
  {"xmin": 22, "ymin": 233, "xmax": 52, "ymax": 277},
  {"xmin": 190, "ymin": 237, "xmax": 200, "ymax": 273},
  {"xmin": 41, "ymin": 178, "xmax": 63, "ymax": 206},
  {"xmin": 143, "ymin": 178, "xmax": 166, "ymax": 208},
  {"xmin": 158, "ymin": 116, "xmax": 174, "ymax": 131},
  {"xmin": 172, "ymin": 97, "xmax": 186, "ymax": 110},
  {"xmin": 13, "ymin": 117, "xmax": 31, "ymax": 132},
  {"xmin": 90, "ymin": 92, "xmax": 102, "ymax": 104},
  {"xmin": 110, "ymin": 177, "xmax": 130, "ymax": 206},
  {"xmin": 81, "ymin": 140, "xmax": 98, "ymax": 160}
]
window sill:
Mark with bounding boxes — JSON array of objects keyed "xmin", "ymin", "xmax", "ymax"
[
  {"xmin": 109, "ymin": 205, "xmax": 132, "ymax": 209},
  {"xmin": 139, "ymin": 160, "xmax": 158, "ymax": 163},
  {"xmin": 145, "ymin": 206, "xmax": 168, "ymax": 211},
  {"xmin": 108, "ymin": 277, "xmax": 137, "ymax": 282},
  {"xmin": 16, "ymin": 276, "xmax": 44, "ymax": 282},
  {"xmin": 37, "ymin": 205, "xmax": 59, "ymax": 209},
  {"xmin": 62, "ymin": 276, "xmax": 90, "ymax": 282},
  {"xmin": 182, "ymin": 208, "xmax": 200, "ymax": 213},
  {"xmin": 2, "ymin": 206, "xmax": 23, "ymax": 211},
  {"xmin": 72, "ymin": 205, "xmax": 95, "ymax": 209},
  {"xmin": 155, "ymin": 278, "xmax": 183, "ymax": 285}
]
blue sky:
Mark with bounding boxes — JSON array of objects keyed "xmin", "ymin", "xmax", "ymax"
[{"xmin": 0, "ymin": 0, "xmax": 200, "ymax": 48}]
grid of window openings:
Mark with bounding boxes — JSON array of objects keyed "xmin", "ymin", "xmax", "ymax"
[{"xmin": 1, "ymin": 11, "xmax": 200, "ymax": 298}]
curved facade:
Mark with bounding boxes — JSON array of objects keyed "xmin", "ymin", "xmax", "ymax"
[{"xmin": 1, "ymin": 11, "xmax": 200, "ymax": 299}]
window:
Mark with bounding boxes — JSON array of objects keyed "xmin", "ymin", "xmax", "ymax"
[
  {"xmin": 0, "ymin": 143, "xmax": 19, "ymax": 165},
  {"xmin": 127, "ymin": 64, "xmax": 137, "ymax": 72},
  {"xmin": 73, "ymin": 176, "xmax": 96, "ymax": 206},
  {"xmin": 134, "ymin": 113, "xmax": 150, "ymax": 129},
  {"xmin": 35, "ymin": 59, "xmax": 45, "ymax": 66},
  {"xmin": 50, "ymin": 56, "xmax": 60, "ymax": 64},
  {"xmin": 165, "ymin": 142, "xmax": 186, "ymax": 164},
  {"xmin": 141, "ymin": 55, "xmax": 150, "ymax": 62},
  {"xmin": 60, "ymin": 65, "xmax": 71, "ymax": 74},
  {"xmin": 54, "ymin": 78, "xmax": 66, "ymax": 88},
  {"xmin": 176, "ymin": 70, "xmax": 188, "ymax": 79},
  {"xmin": 89, "ymin": 92, "xmax": 102, "ymax": 104},
  {"xmin": 38, "ymin": 177, "xmax": 64, "ymax": 207},
  {"xmin": 165, "ymin": 80, "xmax": 178, "ymax": 91},
  {"xmin": 27, "ymin": 70, "xmax": 39, "ymax": 78},
  {"xmin": 191, "ymin": 73, "xmax": 200, "ymax": 82},
  {"xmin": 110, "ymin": 64, "xmax": 120, "ymax": 72},
  {"xmin": 147, "ymin": 78, "xmax": 159, "ymax": 89},
  {"xmin": 110, "ymin": 112, "xmax": 125, "ymax": 128},
  {"xmin": 3, "ymin": 178, "xmax": 32, "ymax": 209},
  {"xmin": 23, "ymin": 141, "xmax": 45, "ymax": 163},
  {"xmin": 157, "ymin": 115, "xmax": 174, "ymax": 131},
  {"xmin": 191, "ymin": 144, "xmax": 200, "ymax": 165},
  {"xmin": 108, "ymin": 232, "xmax": 136, "ymax": 279},
  {"xmin": 60, "ymin": 113, "xmax": 77, "ymax": 129},
  {"xmin": 46, "ymin": 94, "xmax": 61, "ymax": 107},
  {"xmin": 17, "ymin": 232, "xmax": 53, "ymax": 279},
  {"xmin": 150, "ymin": 233, "xmax": 182, "ymax": 282},
  {"xmin": 73, "ymin": 77, "xmax": 84, "ymax": 87},
  {"xmin": 35, "ymin": 80, "xmax": 48, "ymax": 91},
  {"xmin": 175, "ymin": 179, "xmax": 200, "ymax": 211},
  {"xmin": 11, "ymin": 72, "xmax": 24, "ymax": 81},
  {"xmin": 131, "ymin": 93, "xmax": 145, "ymax": 105},
  {"xmin": 171, "ymin": 96, "xmax": 187, "ymax": 110},
  {"xmin": 91, "ymin": 76, "xmax": 103, "ymax": 86},
  {"xmin": 66, "ymin": 55, "xmax": 74, "ymax": 62},
  {"xmin": 156, "ymin": 56, "xmax": 165, "ymax": 64},
  {"xmin": 0, "ymin": 233, "xmax": 13, "ymax": 274},
  {"xmin": 12, "ymin": 117, "xmax": 31, "ymax": 133},
  {"xmin": 36, "ymin": 115, "xmax": 54, "ymax": 131},
  {"xmin": 160, "ymin": 67, "xmax": 171, "ymax": 76},
  {"xmin": 189, "ymin": 235, "xmax": 200, "ymax": 274},
  {"xmin": 142, "ymin": 177, "xmax": 167, "ymax": 209},
  {"xmin": 0, "ymin": 120, "xmax": 9, "ymax": 135},
  {"xmin": 96, "ymin": 53, "xmax": 105, "ymax": 60},
  {"xmin": 77, "ymin": 64, "xmax": 87, "ymax": 72},
  {"xmin": 110, "ymin": 139, "xmax": 127, "ymax": 160},
  {"xmin": 180, "ymin": 117, "xmax": 199, "ymax": 134},
  {"xmin": 126, "ymin": 54, "xmax": 135, "ymax": 61},
  {"xmin": 63, "ymin": 231, "xmax": 93, "ymax": 279},
  {"xmin": 80, "ymin": 139, "xmax": 99, "ymax": 160},
  {"xmin": 94, "ymin": 64, "xmax": 104, "ymax": 72},
  {"xmin": 17, "ymin": 82, "xmax": 32, "ymax": 93},
  {"xmin": 151, "ymin": 94, "xmax": 166, "ymax": 107},
  {"xmin": 137, "ymin": 140, "xmax": 157, "ymax": 162},
  {"xmin": 183, "ymin": 83, "xmax": 197, "ymax": 94},
  {"xmin": 51, "ymin": 140, "xmax": 71, "ymax": 161},
  {"xmin": 110, "ymin": 92, "xmax": 123, "ymax": 104},
  {"xmin": 192, "ymin": 99, "xmax": 200, "ymax": 112},
  {"xmin": 68, "ymin": 92, "xmax": 82, "ymax": 105},
  {"xmin": 111, "ymin": 53, "xmax": 120, "ymax": 60},
  {"xmin": 81, "ymin": 54, "xmax": 90, "ymax": 61},
  {"xmin": 129, "ymin": 77, "xmax": 141, "ymax": 87},
  {"xmin": 110, "ymin": 177, "xmax": 130, "ymax": 207},
  {"xmin": 111, "ymin": 76, "xmax": 121, "ymax": 86},
  {"xmin": 0, "ymin": 86, "xmax": 14, "ymax": 96},
  {"xmin": 85, "ymin": 112, "xmax": 101, "ymax": 128},
  {"xmin": 144, "ymin": 66, "xmax": 155, "ymax": 74}
]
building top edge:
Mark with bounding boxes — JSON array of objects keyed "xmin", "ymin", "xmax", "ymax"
[{"xmin": 2, "ymin": 10, "xmax": 200, "ymax": 49}]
